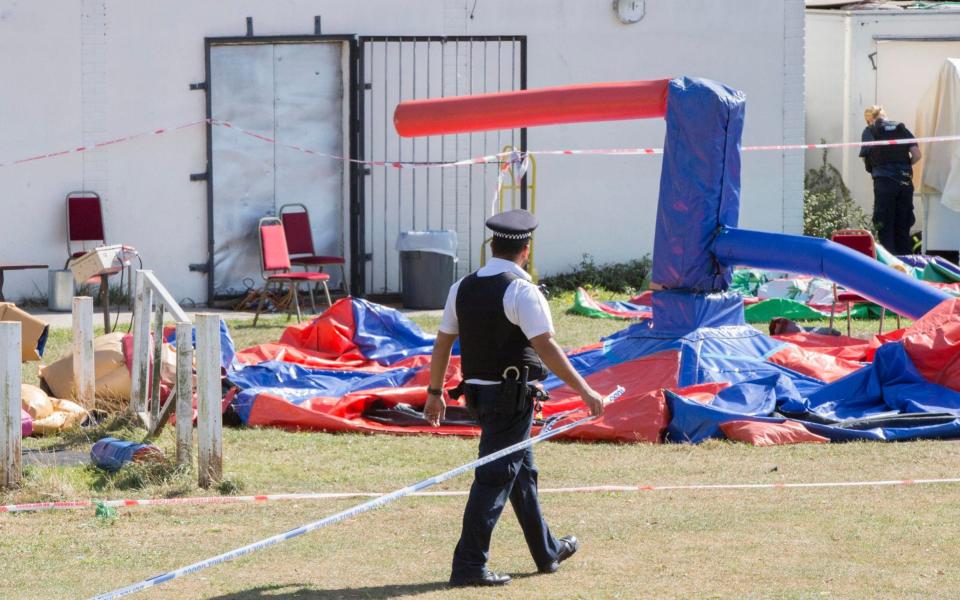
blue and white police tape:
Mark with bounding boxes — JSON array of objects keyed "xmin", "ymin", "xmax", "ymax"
[{"xmin": 90, "ymin": 385, "xmax": 625, "ymax": 599}]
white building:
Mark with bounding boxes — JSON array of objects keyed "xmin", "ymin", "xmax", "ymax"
[
  {"xmin": 0, "ymin": 0, "xmax": 805, "ymax": 305},
  {"xmin": 805, "ymin": 2, "xmax": 960, "ymax": 255}
]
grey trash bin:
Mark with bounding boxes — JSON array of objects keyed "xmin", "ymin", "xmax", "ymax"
[
  {"xmin": 396, "ymin": 230, "xmax": 458, "ymax": 309},
  {"xmin": 48, "ymin": 269, "xmax": 74, "ymax": 312}
]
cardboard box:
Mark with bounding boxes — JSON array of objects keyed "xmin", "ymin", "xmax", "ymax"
[
  {"xmin": 69, "ymin": 245, "xmax": 124, "ymax": 283},
  {"xmin": 0, "ymin": 303, "xmax": 50, "ymax": 362}
]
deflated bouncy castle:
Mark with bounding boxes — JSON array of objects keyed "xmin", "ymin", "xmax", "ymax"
[{"xmin": 228, "ymin": 77, "xmax": 960, "ymax": 445}]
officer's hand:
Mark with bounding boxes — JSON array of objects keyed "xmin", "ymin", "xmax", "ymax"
[
  {"xmin": 580, "ymin": 387, "xmax": 605, "ymax": 417},
  {"xmin": 424, "ymin": 393, "xmax": 446, "ymax": 427}
]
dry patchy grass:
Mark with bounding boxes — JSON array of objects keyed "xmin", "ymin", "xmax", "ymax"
[
  {"xmin": 5, "ymin": 294, "xmax": 956, "ymax": 598},
  {"xmin": 3, "ymin": 436, "xmax": 960, "ymax": 598}
]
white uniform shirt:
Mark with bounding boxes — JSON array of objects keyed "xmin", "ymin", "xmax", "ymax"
[{"xmin": 439, "ymin": 257, "xmax": 554, "ymax": 384}]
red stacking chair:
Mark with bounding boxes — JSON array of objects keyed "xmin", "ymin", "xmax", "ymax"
[
  {"xmin": 66, "ymin": 191, "xmax": 124, "ymax": 332},
  {"xmin": 828, "ymin": 229, "xmax": 900, "ymax": 336},
  {"xmin": 66, "ymin": 191, "xmax": 111, "ymax": 260},
  {"xmin": 279, "ymin": 203, "xmax": 347, "ymax": 294},
  {"xmin": 253, "ymin": 217, "xmax": 332, "ymax": 326}
]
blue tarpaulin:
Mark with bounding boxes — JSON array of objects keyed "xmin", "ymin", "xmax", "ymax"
[
  {"xmin": 229, "ymin": 361, "xmax": 420, "ymax": 423},
  {"xmin": 666, "ymin": 342, "xmax": 960, "ymax": 443},
  {"xmin": 224, "ymin": 296, "xmax": 960, "ymax": 443},
  {"xmin": 349, "ymin": 300, "xmax": 440, "ymax": 365},
  {"xmin": 651, "ymin": 77, "xmax": 745, "ymax": 292}
]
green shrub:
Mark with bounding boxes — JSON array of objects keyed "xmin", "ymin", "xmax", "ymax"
[
  {"xmin": 215, "ymin": 477, "xmax": 246, "ymax": 495},
  {"xmin": 540, "ymin": 254, "xmax": 651, "ymax": 294},
  {"xmin": 803, "ymin": 149, "xmax": 874, "ymax": 239}
]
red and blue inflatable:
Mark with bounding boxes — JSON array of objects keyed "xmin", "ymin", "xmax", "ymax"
[{"xmin": 224, "ymin": 76, "xmax": 960, "ymax": 445}]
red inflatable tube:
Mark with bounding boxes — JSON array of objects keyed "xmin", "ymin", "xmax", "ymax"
[{"xmin": 394, "ymin": 79, "xmax": 671, "ymax": 137}]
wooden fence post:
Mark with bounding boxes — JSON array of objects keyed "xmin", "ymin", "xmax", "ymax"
[
  {"xmin": 130, "ymin": 270, "xmax": 152, "ymax": 419},
  {"xmin": 175, "ymin": 322, "xmax": 194, "ymax": 467},
  {"xmin": 195, "ymin": 313, "xmax": 222, "ymax": 488},
  {"xmin": 0, "ymin": 322, "xmax": 22, "ymax": 489},
  {"xmin": 150, "ymin": 304, "xmax": 165, "ymax": 424},
  {"xmin": 72, "ymin": 296, "xmax": 96, "ymax": 410}
]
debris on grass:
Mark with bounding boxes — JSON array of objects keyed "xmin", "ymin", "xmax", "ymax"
[
  {"xmin": 215, "ymin": 477, "xmax": 245, "ymax": 496},
  {"xmin": 94, "ymin": 500, "xmax": 117, "ymax": 522}
]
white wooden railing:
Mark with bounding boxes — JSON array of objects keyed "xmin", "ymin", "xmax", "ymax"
[
  {"xmin": 0, "ymin": 271, "xmax": 224, "ymax": 490},
  {"xmin": 0, "ymin": 322, "xmax": 21, "ymax": 488},
  {"xmin": 130, "ymin": 270, "xmax": 222, "ymax": 487}
]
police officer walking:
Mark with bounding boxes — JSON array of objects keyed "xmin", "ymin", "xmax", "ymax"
[
  {"xmin": 424, "ymin": 209, "xmax": 605, "ymax": 587},
  {"xmin": 860, "ymin": 105, "xmax": 922, "ymax": 255}
]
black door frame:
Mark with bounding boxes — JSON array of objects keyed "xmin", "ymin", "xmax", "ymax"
[{"xmin": 201, "ymin": 34, "xmax": 360, "ymax": 303}]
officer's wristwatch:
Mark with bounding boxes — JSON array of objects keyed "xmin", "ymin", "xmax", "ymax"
[{"xmin": 427, "ymin": 387, "xmax": 443, "ymax": 396}]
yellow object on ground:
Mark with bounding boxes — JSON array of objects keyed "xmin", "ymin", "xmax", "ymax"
[
  {"xmin": 39, "ymin": 331, "xmax": 131, "ymax": 402},
  {"xmin": 32, "ymin": 398, "xmax": 88, "ymax": 436},
  {"xmin": 21, "ymin": 384, "xmax": 54, "ymax": 420},
  {"xmin": 20, "ymin": 384, "xmax": 88, "ymax": 435}
]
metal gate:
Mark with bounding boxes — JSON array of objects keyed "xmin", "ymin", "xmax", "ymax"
[{"xmin": 356, "ymin": 36, "xmax": 527, "ymax": 296}]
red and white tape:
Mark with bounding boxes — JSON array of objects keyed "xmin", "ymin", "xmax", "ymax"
[
  {"xmin": 215, "ymin": 119, "xmax": 960, "ymax": 165},
  {"xmin": 0, "ymin": 120, "xmax": 207, "ymax": 168},
  {"xmin": 3, "ymin": 477, "xmax": 957, "ymax": 514},
  {"xmin": 211, "ymin": 119, "xmax": 501, "ymax": 168},
  {"xmin": 2, "ymin": 116, "xmax": 957, "ymax": 171},
  {"xmin": 527, "ymin": 133, "xmax": 960, "ymax": 157},
  {"xmin": 743, "ymin": 134, "xmax": 960, "ymax": 153}
]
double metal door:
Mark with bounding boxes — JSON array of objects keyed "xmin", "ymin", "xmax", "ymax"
[{"xmin": 208, "ymin": 38, "xmax": 349, "ymax": 298}]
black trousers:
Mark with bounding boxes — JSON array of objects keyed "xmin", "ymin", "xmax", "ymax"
[
  {"xmin": 873, "ymin": 176, "xmax": 915, "ymax": 256},
  {"xmin": 450, "ymin": 386, "xmax": 561, "ymax": 578}
]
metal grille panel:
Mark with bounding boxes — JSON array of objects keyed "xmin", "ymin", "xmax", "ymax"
[{"xmin": 360, "ymin": 36, "xmax": 525, "ymax": 295}]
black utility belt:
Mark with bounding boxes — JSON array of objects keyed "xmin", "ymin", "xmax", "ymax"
[
  {"xmin": 462, "ymin": 383, "xmax": 541, "ymax": 417},
  {"xmin": 452, "ymin": 366, "xmax": 550, "ymax": 416}
]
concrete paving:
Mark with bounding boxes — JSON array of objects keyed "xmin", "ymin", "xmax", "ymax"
[{"xmin": 22, "ymin": 448, "xmax": 89, "ymax": 467}]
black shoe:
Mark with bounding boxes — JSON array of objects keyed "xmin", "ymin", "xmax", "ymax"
[
  {"xmin": 539, "ymin": 535, "xmax": 580, "ymax": 574},
  {"xmin": 449, "ymin": 570, "xmax": 512, "ymax": 587}
]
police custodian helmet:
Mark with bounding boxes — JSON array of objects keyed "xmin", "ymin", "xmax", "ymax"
[{"xmin": 485, "ymin": 209, "xmax": 538, "ymax": 240}]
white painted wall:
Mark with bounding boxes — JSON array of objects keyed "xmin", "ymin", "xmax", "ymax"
[
  {"xmin": 804, "ymin": 12, "xmax": 846, "ymax": 179},
  {"xmin": 0, "ymin": 0, "xmax": 804, "ymax": 303},
  {"xmin": 0, "ymin": 0, "xmax": 83, "ymax": 300},
  {"xmin": 805, "ymin": 8, "xmax": 960, "ymax": 242},
  {"xmin": 877, "ymin": 40, "xmax": 960, "ymax": 252}
]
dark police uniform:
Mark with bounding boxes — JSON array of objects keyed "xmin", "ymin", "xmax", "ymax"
[
  {"xmin": 860, "ymin": 118, "xmax": 917, "ymax": 255},
  {"xmin": 437, "ymin": 210, "xmax": 566, "ymax": 585}
]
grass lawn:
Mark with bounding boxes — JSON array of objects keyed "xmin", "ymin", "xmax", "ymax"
[{"xmin": 3, "ymin": 291, "xmax": 956, "ymax": 599}]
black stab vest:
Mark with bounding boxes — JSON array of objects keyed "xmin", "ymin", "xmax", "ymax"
[
  {"xmin": 866, "ymin": 120, "xmax": 913, "ymax": 166},
  {"xmin": 456, "ymin": 272, "xmax": 546, "ymax": 381}
]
